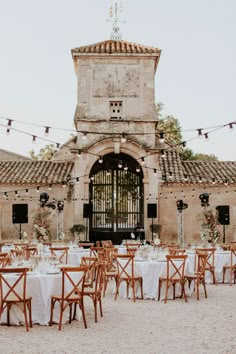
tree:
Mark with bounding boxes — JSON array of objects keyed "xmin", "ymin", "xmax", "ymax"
[
  {"xmin": 29, "ymin": 144, "xmax": 57, "ymax": 161},
  {"xmin": 156, "ymin": 103, "xmax": 218, "ymax": 161}
]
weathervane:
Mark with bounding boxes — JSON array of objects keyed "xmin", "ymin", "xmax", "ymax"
[{"xmin": 106, "ymin": 1, "xmax": 125, "ymax": 41}]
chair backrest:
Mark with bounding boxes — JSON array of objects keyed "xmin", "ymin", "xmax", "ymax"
[
  {"xmin": 115, "ymin": 254, "xmax": 135, "ymax": 280},
  {"xmin": 90, "ymin": 247, "xmax": 105, "ymax": 258},
  {"xmin": 0, "ymin": 253, "xmax": 10, "ymax": 267},
  {"xmin": 0, "ymin": 267, "xmax": 29, "ymax": 303},
  {"xmin": 60, "ymin": 266, "xmax": 87, "ymax": 302},
  {"xmin": 14, "ymin": 243, "xmax": 29, "ymax": 250},
  {"xmin": 25, "ymin": 247, "xmax": 38, "ymax": 260},
  {"xmin": 49, "ymin": 247, "xmax": 69, "ymax": 264},
  {"xmin": 104, "ymin": 247, "xmax": 118, "ymax": 271},
  {"xmin": 101, "ymin": 240, "xmax": 113, "ymax": 247},
  {"xmin": 169, "ymin": 248, "xmax": 186, "ymax": 255},
  {"xmin": 195, "ymin": 251, "xmax": 208, "ymax": 277},
  {"xmin": 80, "ymin": 257, "xmax": 97, "ymax": 286},
  {"xmin": 230, "ymin": 245, "xmax": 236, "ymax": 267},
  {"xmin": 165, "ymin": 255, "xmax": 187, "ymax": 282},
  {"xmin": 126, "ymin": 246, "xmax": 139, "ymax": 255},
  {"xmin": 195, "ymin": 248, "xmax": 216, "ymax": 270}
]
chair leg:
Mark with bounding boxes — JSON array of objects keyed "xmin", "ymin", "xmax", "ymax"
[
  {"xmin": 23, "ymin": 302, "xmax": 29, "ymax": 331},
  {"xmin": 99, "ymin": 297, "xmax": 103, "ymax": 318},
  {"xmin": 28, "ymin": 300, "xmax": 32, "ymax": 328},
  {"xmin": 222, "ymin": 267, "xmax": 226, "ymax": 284},
  {"xmin": 203, "ymin": 281, "xmax": 207, "ymax": 298},
  {"xmin": 80, "ymin": 299, "xmax": 87, "ymax": 329},
  {"xmin": 49, "ymin": 299, "xmax": 55, "ymax": 326},
  {"xmin": 73, "ymin": 303, "xmax": 77, "ymax": 320},
  {"xmin": 158, "ymin": 279, "xmax": 161, "ymax": 301},
  {"xmin": 94, "ymin": 299, "xmax": 98, "ymax": 323},
  {"xmin": 58, "ymin": 302, "xmax": 64, "ymax": 331}
]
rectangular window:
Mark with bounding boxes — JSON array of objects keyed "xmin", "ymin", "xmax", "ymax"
[{"xmin": 109, "ymin": 101, "xmax": 123, "ymax": 120}]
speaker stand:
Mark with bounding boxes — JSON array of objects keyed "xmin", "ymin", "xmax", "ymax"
[
  {"xmin": 19, "ymin": 223, "xmax": 22, "ymax": 240},
  {"xmin": 223, "ymin": 225, "xmax": 226, "ymax": 243},
  {"xmin": 151, "ymin": 217, "xmax": 154, "ymax": 241}
]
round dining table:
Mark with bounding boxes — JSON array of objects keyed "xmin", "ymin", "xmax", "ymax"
[{"xmin": 117, "ymin": 256, "xmax": 194, "ymax": 301}]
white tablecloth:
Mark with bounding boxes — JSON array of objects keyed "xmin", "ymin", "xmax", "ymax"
[
  {"xmin": 0, "ymin": 270, "xmax": 83, "ymax": 326},
  {"xmin": 186, "ymin": 250, "xmax": 233, "ymax": 283},
  {"xmin": 117, "ymin": 257, "xmax": 194, "ymax": 301}
]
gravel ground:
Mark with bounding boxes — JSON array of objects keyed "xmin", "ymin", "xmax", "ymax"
[{"xmin": 0, "ymin": 282, "xmax": 236, "ymax": 354}]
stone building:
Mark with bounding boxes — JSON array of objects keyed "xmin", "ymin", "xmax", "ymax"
[{"xmin": 0, "ymin": 39, "xmax": 236, "ymax": 244}]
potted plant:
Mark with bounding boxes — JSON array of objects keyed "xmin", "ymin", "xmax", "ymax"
[
  {"xmin": 69, "ymin": 224, "xmax": 86, "ymax": 242},
  {"xmin": 149, "ymin": 224, "xmax": 161, "ymax": 242}
]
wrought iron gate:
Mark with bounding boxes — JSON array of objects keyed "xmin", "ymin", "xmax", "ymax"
[{"xmin": 89, "ymin": 153, "xmax": 143, "ymax": 232}]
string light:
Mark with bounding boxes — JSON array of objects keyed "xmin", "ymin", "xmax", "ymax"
[
  {"xmin": 121, "ymin": 133, "xmax": 127, "ymax": 143},
  {"xmin": 118, "ymin": 160, "xmax": 123, "ymax": 169},
  {"xmin": 36, "ymin": 187, "xmax": 40, "ymax": 192},
  {"xmin": 82, "ymin": 132, "xmax": 87, "ymax": 140},
  {"xmin": 7, "ymin": 119, "xmax": 12, "ymax": 126},
  {"xmin": 161, "ymin": 150, "xmax": 165, "ymax": 158},
  {"xmin": 25, "ymin": 189, "xmax": 29, "ymax": 195},
  {"xmin": 153, "ymin": 169, "xmax": 157, "ymax": 174},
  {"xmin": 48, "ymin": 184, "xmax": 52, "ymax": 190},
  {"xmin": 229, "ymin": 123, "xmax": 234, "ymax": 131},
  {"xmin": 197, "ymin": 129, "xmax": 203, "ymax": 138},
  {"xmin": 141, "ymin": 157, "xmax": 145, "ymax": 165},
  {"xmin": 204, "ymin": 133, "xmax": 209, "ymax": 140},
  {"xmin": 124, "ymin": 164, "xmax": 128, "ymax": 171},
  {"xmin": 6, "ymin": 128, "xmax": 10, "ymax": 135},
  {"xmin": 62, "ymin": 182, "xmax": 66, "ymax": 188},
  {"xmin": 44, "ymin": 126, "xmax": 50, "ymax": 136},
  {"xmin": 136, "ymin": 165, "xmax": 140, "ymax": 173},
  {"xmin": 159, "ymin": 132, "xmax": 165, "ymax": 143},
  {"xmin": 98, "ymin": 156, "xmax": 103, "ymax": 164},
  {"xmin": 32, "ymin": 135, "xmax": 36, "ymax": 143}
]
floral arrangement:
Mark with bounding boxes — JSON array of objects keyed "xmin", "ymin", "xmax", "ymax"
[
  {"xmin": 32, "ymin": 207, "xmax": 53, "ymax": 242},
  {"xmin": 200, "ymin": 207, "xmax": 221, "ymax": 244}
]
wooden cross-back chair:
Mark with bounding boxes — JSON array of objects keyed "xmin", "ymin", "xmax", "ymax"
[
  {"xmin": 223, "ymin": 245, "xmax": 236, "ymax": 285},
  {"xmin": 83, "ymin": 262, "xmax": 106, "ymax": 323},
  {"xmin": 158, "ymin": 255, "xmax": 188, "ymax": 303},
  {"xmin": 114, "ymin": 254, "xmax": 143, "ymax": 302},
  {"xmin": 0, "ymin": 267, "xmax": 32, "ymax": 331},
  {"xmin": 103, "ymin": 247, "xmax": 118, "ymax": 296},
  {"xmin": 185, "ymin": 251, "xmax": 208, "ymax": 300},
  {"xmin": 195, "ymin": 248, "xmax": 217, "ymax": 284},
  {"xmin": 25, "ymin": 246, "xmax": 38, "ymax": 260},
  {"xmin": 49, "ymin": 247, "xmax": 69, "ymax": 264},
  {"xmin": 49, "ymin": 266, "xmax": 88, "ymax": 330},
  {"xmin": 0, "ymin": 253, "xmax": 10, "ymax": 267},
  {"xmin": 80, "ymin": 257, "xmax": 98, "ymax": 288}
]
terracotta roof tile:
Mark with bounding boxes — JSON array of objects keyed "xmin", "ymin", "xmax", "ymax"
[
  {"xmin": 160, "ymin": 150, "xmax": 236, "ymax": 184},
  {"xmin": 71, "ymin": 39, "xmax": 161, "ymax": 56},
  {"xmin": 0, "ymin": 161, "xmax": 74, "ymax": 185}
]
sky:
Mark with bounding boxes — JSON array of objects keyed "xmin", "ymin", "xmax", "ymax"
[{"xmin": 0, "ymin": 0, "xmax": 235, "ymax": 161}]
